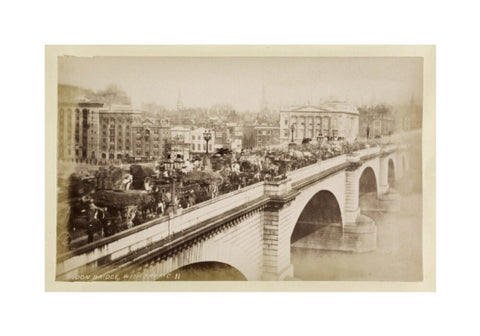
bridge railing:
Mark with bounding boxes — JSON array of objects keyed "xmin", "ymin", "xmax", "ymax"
[
  {"xmin": 56, "ymin": 181, "xmax": 268, "ymax": 279},
  {"xmin": 287, "ymin": 154, "xmax": 348, "ymax": 184},
  {"xmin": 353, "ymin": 146, "xmax": 381, "ymax": 159},
  {"xmin": 168, "ymin": 181, "xmax": 266, "ymax": 233}
]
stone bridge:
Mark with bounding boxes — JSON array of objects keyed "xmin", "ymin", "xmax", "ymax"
[{"xmin": 56, "ymin": 144, "xmax": 410, "ymax": 281}]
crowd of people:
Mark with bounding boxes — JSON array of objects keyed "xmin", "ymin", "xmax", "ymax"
[{"xmin": 61, "ymin": 138, "xmax": 384, "ymax": 250}]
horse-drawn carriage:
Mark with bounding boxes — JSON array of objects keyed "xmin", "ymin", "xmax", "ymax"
[{"xmin": 57, "ymin": 190, "xmax": 155, "ymax": 252}]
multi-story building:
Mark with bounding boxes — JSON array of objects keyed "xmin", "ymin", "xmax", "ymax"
[
  {"xmin": 393, "ymin": 97, "xmax": 422, "ymax": 132},
  {"xmin": 98, "ymin": 104, "xmax": 141, "ymax": 160},
  {"xmin": 279, "ymin": 101, "xmax": 359, "ymax": 143},
  {"xmin": 225, "ymin": 123, "xmax": 243, "ymax": 152},
  {"xmin": 170, "ymin": 126, "xmax": 191, "ymax": 160},
  {"xmin": 129, "ymin": 116, "xmax": 171, "ymax": 160},
  {"xmin": 358, "ymin": 105, "xmax": 396, "ymax": 139},
  {"xmin": 213, "ymin": 122, "xmax": 243, "ymax": 152},
  {"xmin": 58, "ymin": 101, "xmax": 104, "ymax": 162},
  {"xmin": 58, "ymin": 102, "xmax": 171, "ymax": 162},
  {"xmin": 190, "ymin": 127, "xmax": 215, "ymax": 155},
  {"xmin": 253, "ymin": 125, "xmax": 280, "ymax": 148}
]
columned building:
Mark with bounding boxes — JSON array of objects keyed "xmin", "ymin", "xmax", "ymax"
[{"xmin": 279, "ymin": 102, "xmax": 359, "ymax": 143}]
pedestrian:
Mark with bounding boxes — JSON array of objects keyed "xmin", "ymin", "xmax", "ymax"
[{"xmin": 86, "ymin": 202, "xmax": 96, "ymax": 243}]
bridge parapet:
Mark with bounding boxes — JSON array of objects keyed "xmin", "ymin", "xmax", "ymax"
[
  {"xmin": 287, "ymin": 155, "xmax": 347, "ymax": 185},
  {"xmin": 169, "ymin": 181, "xmax": 265, "ymax": 232},
  {"xmin": 354, "ymin": 146, "xmax": 381, "ymax": 159},
  {"xmin": 264, "ymin": 178, "xmax": 292, "ymax": 197},
  {"xmin": 57, "ymin": 181, "xmax": 267, "ymax": 280}
]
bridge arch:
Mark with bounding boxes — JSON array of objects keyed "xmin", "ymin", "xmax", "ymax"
[
  {"xmin": 290, "ymin": 189, "xmax": 343, "ymax": 243},
  {"xmin": 142, "ymin": 241, "xmax": 259, "ymax": 281},
  {"xmin": 160, "ymin": 261, "xmax": 247, "ymax": 281},
  {"xmin": 287, "ymin": 171, "xmax": 346, "ymax": 241},
  {"xmin": 358, "ymin": 166, "xmax": 378, "ymax": 196}
]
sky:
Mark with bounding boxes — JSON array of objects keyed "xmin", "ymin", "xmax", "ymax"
[{"xmin": 58, "ymin": 56, "xmax": 423, "ymax": 111}]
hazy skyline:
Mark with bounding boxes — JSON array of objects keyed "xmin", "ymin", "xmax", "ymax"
[{"xmin": 58, "ymin": 56, "xmax": 423, "ymax": 111}]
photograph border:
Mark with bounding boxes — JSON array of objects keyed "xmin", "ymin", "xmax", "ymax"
[{"xmin": 45, "ymin": 45, "xmax": 435, "ymax": 292}]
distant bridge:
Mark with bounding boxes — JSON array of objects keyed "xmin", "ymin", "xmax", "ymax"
[{"xmin": 56, "ymin": 142, "xmax": 412, "ymax": 281}]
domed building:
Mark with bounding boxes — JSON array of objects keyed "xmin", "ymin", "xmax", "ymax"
[{"xmin": 279, "ymin": 101, "xmax": 359, "ymax": 143}]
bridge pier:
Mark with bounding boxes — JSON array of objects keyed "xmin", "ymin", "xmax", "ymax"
[
  {"xmin": 262, "ymin": 179, "xmax": 297, "ymax": 280},
  {"xmin": 342, "ymin": 166, "xmax": 377, "ymax": 252},
  {"xmin": 379, "ymin": 155, "xmax": 390, "ymax": 195},
  {"xmin": 344, "ymin": 169, "xmax": 361, "ymax": 225}
]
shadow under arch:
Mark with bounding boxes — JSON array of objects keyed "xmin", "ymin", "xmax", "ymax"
[
  {"xmin": 388, "ymin": 159, "xmax": 395, "ymax": 188},
  {"xmin": 158, "ymin": 261, "xmax": 247, "ymax": 281},
  {"xmin": 359, "ymin": 166, "xmax": 378, "ymax": 195},
  {"xmin": 290, "ymin": 190, "xmax": 343, "ymax": 244}
]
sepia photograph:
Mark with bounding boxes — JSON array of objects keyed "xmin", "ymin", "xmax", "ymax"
[{"xmin": 45, "ymin": 45, "xmax": 435, "ymax": 291}]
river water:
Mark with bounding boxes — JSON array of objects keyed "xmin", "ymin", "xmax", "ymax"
[{"xmin": 290, "ymin": 191, "xmax": 423, "ymax": 281}]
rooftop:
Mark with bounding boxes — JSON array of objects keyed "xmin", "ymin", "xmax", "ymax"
[
  {"xmin": 283, "ymin": 101, "xmax": 358, "ymax": 114},
  {"xmin": 99, "ymin": 104, "xmax": 140, "ymax": 114}
]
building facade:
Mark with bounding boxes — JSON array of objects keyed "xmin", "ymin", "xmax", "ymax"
[
  {"xmin": 129, "ymin": 116, "xmax": 171, "ymax": 160},
  {"xmin": 279, "ymin": 102, "xmax": 359, "ymax": 143},
  {"xmin": 393, "ymin": 98, "xmax": 422, "ymax": 132},
  {"xmin": 253, "ymin": 126, "xmax": 280, "ymax": 148},
  {"xmin": 58, "ymin": 102, "xmax": 171, "ymax": 162},
  {"xmin": 58, "ymin": 102, "xmax": 105, "ymax": 162},
  {"xmin": 170, "ymin": 126, "xmax": 191, "ymax": 160},
  {"xmin": 190, "ymin": 127, "xmax": 215, "ymax": 155}
]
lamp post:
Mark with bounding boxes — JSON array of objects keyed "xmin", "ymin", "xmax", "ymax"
[
  {"xmin": 203, "ymin": 129, "xmax": 212, "ymax": 154},
  {"xmin": 290, "ymin": 123, "xmax": 295, "ymax": 143},
  {"xmin": 317, "ymin": 133, "xmax": 323, "ymax": 144},
  {"xmin": 163, "ymin": 155, "xmax": 184, "ymax": 215}
]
